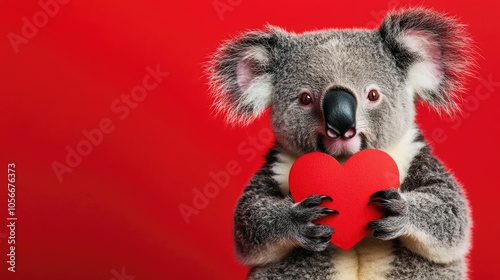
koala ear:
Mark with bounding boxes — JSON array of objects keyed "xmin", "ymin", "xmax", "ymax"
[
  {"xmin": 208, "ymin": 26, "xmax": 283, "ymax": 125},
  {"xmin": 380, "ymin": 8, "xmax": 475, "ymax": 112}
]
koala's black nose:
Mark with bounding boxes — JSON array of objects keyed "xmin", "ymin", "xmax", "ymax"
[{"xmin": 322, "ymin": 89, "xmax": 357, "ymax": 139}]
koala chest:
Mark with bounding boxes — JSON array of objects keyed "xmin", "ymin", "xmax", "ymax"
[{"xmin": 331, "ymin": 235, "xmax": 395, "ymax": 280}]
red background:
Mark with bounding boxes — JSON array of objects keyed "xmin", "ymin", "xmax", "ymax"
[{"xmin": 1, "ymin": 0, "xmax": 499, "ymax": 279}]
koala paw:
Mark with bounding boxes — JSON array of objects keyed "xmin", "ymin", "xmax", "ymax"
[
  {"xmin": 368, "ymin": 189, "xmax": 409, "ymax": 240},
  {"xmin": 291, "ymin": 195, "xmax": 338, "ymax": 251}
]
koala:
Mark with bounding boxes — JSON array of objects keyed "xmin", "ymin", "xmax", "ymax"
[{"xmin": 208, "ymin": 8, "xmax": 474, "ymax": 280}]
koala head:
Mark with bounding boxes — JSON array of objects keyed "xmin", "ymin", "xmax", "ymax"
[{"xmin": 208, "ymin": 8, "xmax": 473, "ymax": 158}]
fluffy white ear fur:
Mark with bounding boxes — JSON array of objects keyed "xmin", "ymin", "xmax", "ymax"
[
  {"xmin": 208, "ymin": 30, "xmax": 276, "ymax": 126},
  {"xmin": 400, "ymin": 30, "xmax": 443, "ymax": 95},
  {"xmin": 233, "ymin": 48, "xmax": 273, "ymax": 125},
  {"xmin": 381, "ymin": 8, "xmax": 475, "ymax": 113}
]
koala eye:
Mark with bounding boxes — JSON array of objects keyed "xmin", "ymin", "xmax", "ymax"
[
  {"xmin": 367, "ymin": 89, "xmax": 380, "ymax": 102},
  {"xmin": 299, "ymin": 92, "xmax": 313, "ymax": 105}
]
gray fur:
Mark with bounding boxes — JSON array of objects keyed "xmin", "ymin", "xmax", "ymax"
[{"xmin": 209, "ymin": 7, "xmax": 473, "ymax": 280}]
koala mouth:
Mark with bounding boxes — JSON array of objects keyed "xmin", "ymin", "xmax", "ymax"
[{"xmin": 317, "ymin": 133, "xmax": 366, "ymax": 158}]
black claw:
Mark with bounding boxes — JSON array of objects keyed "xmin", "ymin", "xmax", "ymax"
[
  {"xmin": 370, "ymin": 190, "xmax": 387, "ymax": 201},
  {"xmin": 318, "ymin": 235, "xmax": 331, "ymax": 243},
  {"xmin": 322, "ymin": 209, "xmax": 340, "ymax": 215},
  {"xmin": 368, "ymin": 221, "xmax": 378, "ymax": 228},
  {"xmin": 373, "ymin": 229, "xmax": 392, "ymax": 239},
  {"xmin": 368, "ymin": 199, "xmax": 387, "ymax": 205},
  {"xmin": 320, "ymin": 195, "xmax": 333, "ymax": 202}
]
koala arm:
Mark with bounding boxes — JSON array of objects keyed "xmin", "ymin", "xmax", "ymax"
[
  {"xmin": 234, "ymin": 148, "xmax": 335, "ymax": 266},
  {"xmin": 370, "ymin": 145, "xmax": 471, "ymax": 264}
]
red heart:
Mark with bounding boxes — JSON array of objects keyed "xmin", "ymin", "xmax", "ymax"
[{"xmin": 289, "ymin": 149, "xmax": 399, "ymax": 251}]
